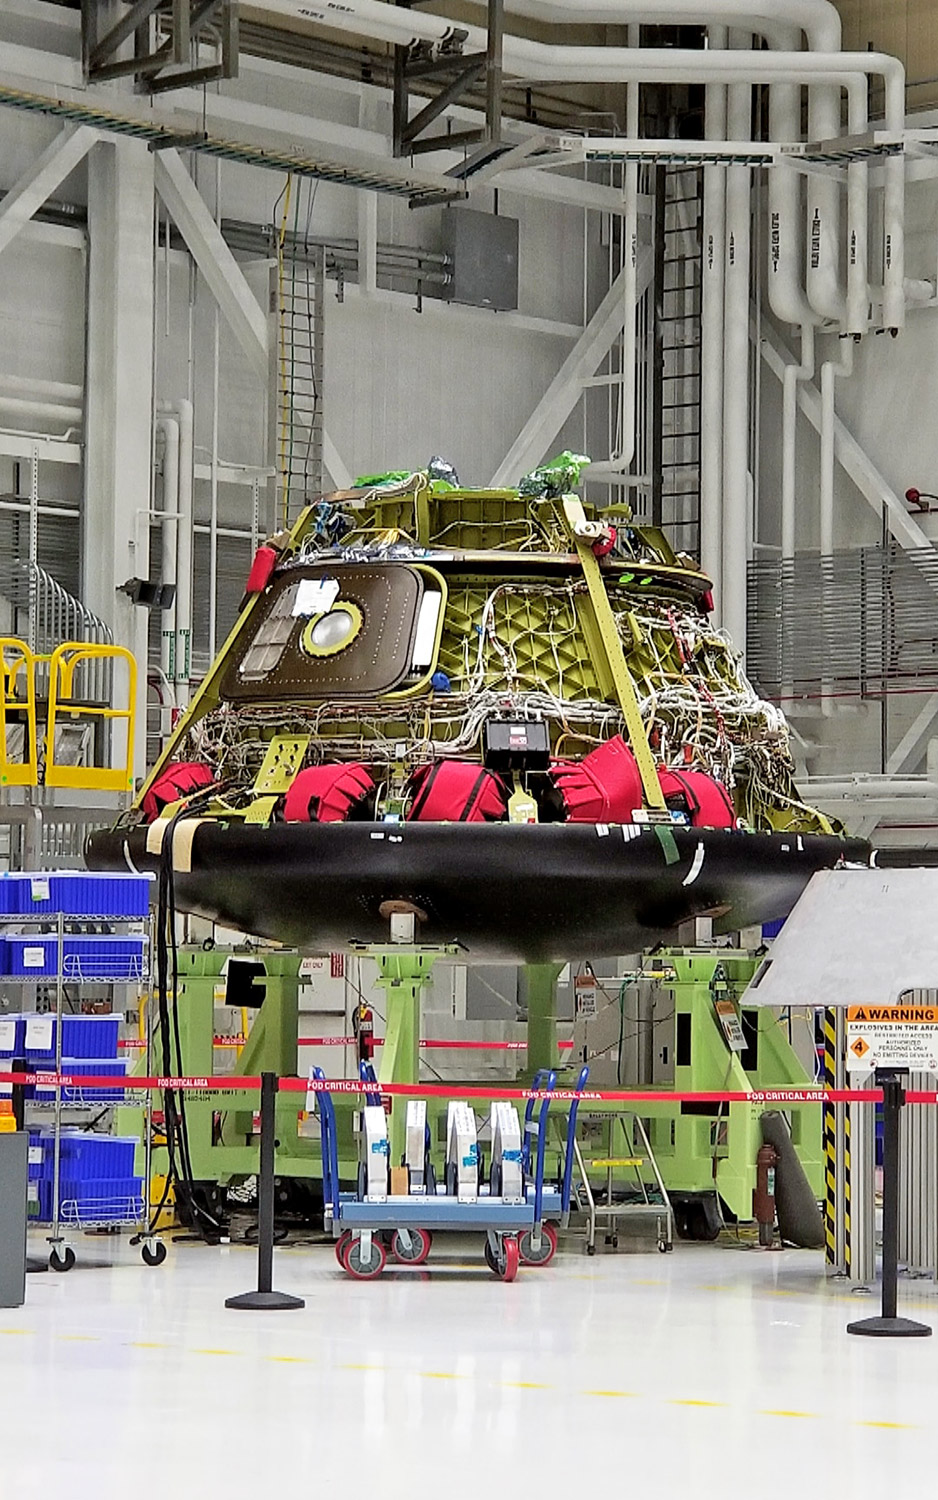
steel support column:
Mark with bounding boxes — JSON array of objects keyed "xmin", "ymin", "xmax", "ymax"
[{"xmin": 82, "ymin": 138, "xmax": 155, "ymax": 784}]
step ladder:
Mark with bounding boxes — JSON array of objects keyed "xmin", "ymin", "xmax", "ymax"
[
  {"xmin": 655, "ymin": 164, "xmax": 703, "ymax": 557},
  {"xmin": 273, "ymin": 244, "xmax": 325, "ymax": 528}
]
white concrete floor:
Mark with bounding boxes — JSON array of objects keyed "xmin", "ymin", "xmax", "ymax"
[{"xmin": 2, "ymin": 1232, "xmax": 936, "ymax": 1499}]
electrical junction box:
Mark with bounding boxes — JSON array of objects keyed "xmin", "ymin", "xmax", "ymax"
[
  {"xmin": 483, "ymin": 718, "xmax": 550, "ymax": 772},
  {"xmin": 442, "ymin": 206, "xmax": 519, "ymax": 311}
]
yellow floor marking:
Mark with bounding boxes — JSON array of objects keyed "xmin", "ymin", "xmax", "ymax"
[
  {"xmin": 421, "ymin": 1371, "xmax": 463, "ymax": 1380},
  {"xmin": 193, "ymin": 1348, "xmax": 241, "ymax": 1356},
  {"xmin": 0, "ymin": 1329, "xmax": 31, "ymax": 1336},
  {"xmin": 857, "ymin": 1421, "xmax": 917, "ymax": 1431},
  {"xmin": 501, "ymin": 1381, "xmax": 551, "ymax": 1390},
  {"xmin": 584, "ymin": 1390, "xmax": 638, "ymax": 1398},
  {"xmin": 131, "ymin": 1341, "xmax": 167, "ymax": 1349},
  {"xmin": 670, "ymin": 1399, "xmax": 725, "ymax": 1408},
  {"xmin": 632, "ymin": 1279, "xmax": 665, "ymax": 1286},
  {"xmin": 268, "ymin": 1355, "xmax": 313, "ymax": 1364},
  {"xmin": 343, "ymin": 1363, "xmax": 386, "ymax": 1372},
  {"xmin": 59, "ymin": 1335, "xmax": 99, "ymax": 1342},
  {"xmin": 761, "ymin": 1410, "xmax": 817, "ymax": 1419}
]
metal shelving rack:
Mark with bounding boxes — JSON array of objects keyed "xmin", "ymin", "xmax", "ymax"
[{"xmin": 3, "ymin": 907, "xmax": 160, "ymax": 1271}]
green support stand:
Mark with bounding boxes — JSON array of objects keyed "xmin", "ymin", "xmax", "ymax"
[
  {"xmin": 640, "ymin": 950, "xmax": 824, "ymax": 1223},
  {"xmin": 367, "ymin": 944, "xmax": 459, "ymax": 1163},
  {"xmin": 521, "ymin": 963, "xmax": 563, "ymax": 1078}
]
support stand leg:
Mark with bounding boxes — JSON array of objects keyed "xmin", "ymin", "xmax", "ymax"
[
  {"xmin": 226, "ymin": 1072, "xmax": 304, "ymax": 1311},
  {"xmin": 847, "ymin": 1071, "xmax": 931, "ymax": 1339}
]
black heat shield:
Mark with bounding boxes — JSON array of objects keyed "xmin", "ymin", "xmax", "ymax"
[{"xmin": 85, "ymin": 821, "xmax": 869, "ymax": 964}]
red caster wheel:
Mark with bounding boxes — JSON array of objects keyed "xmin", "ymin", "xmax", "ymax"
[
  {"xmin": 344, "ymin": 1236, "xmax": 387, "ymax": 1280},
  {"xmin": 518, "ymin": 1223, "xmax": 557, "ymax": 1267},
  {"xmin": 390, "ymin": 1227, "xmax": 432, "ymax": 1265}
]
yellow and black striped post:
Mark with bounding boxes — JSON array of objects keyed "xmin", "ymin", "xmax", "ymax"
[{"xmin": 823, "ymin": 1007, "xmax": 838, "ymax": 1267}]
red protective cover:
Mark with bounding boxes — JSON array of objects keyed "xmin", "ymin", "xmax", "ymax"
[
  {"xmin": 283, "ymin": 763, "xmax": 375, "ymax": 823},
  {"xmin": 657, "ymin": 767, "xmax": 736, "ymax": 828},
  {"xmin": 142, "ymin": 762, "xmax": 214, "ymax": 822},
  {"xmin": 550, "ymin": 734, "xmax": 644, "ymax": 823},
  {"xmin": 245, "ymin": 545, "xmax": 278, "ymax": 594},
  {"xmin": 406, "ymin": 761, "xmax": 509, "ymax": 823}
]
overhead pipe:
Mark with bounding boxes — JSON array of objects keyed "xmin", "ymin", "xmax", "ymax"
[
  {"xmin": 607, "ymin": 24, "xmax": 640, "ymax": 478},
  {"xmin": 819, "ymin": 335, "xmax": 854, "ymax": 556},
  {"xmin": 720, "ymin": 35, "xmax": 753, "ymax": 655},
  {"xmin": 155, "ymin": 414, "xmax": 179, "ymax": 703},
  {"xmin": 699, "ymin": 29, "xmax": 727, "ymax": 614},
  {"xmin": 253, "ymin": 5, "xmax": 906, "ymax": 326},
  {"xmin": 781, "ymin": 322, "xmax": 815, "ymax": 560},
  {"xmin": 158, "ymin": 398, "xmax": 194, "ymax": 710}
]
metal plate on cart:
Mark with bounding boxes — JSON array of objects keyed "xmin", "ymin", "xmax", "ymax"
[{"xmin": 846, "ymin": 1003, "xmax": 938, "ymax": 1072}]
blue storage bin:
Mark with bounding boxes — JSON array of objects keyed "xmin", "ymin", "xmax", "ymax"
[
  {"xmin": 6, "ymin": 934, "xmax": 147, "ymax": 983},
  {"xmin": 33, "ymin": 1058, "xmax": 128, "ymax": 1105},
  {"xmin": 0, "ymin": 1012, "xmax": 25, "ymax": 1061},
  {"xmin": 7, "ymin": 936, "xmax": 59, "ymax": 978},
  {"xmin": 27, "ymin": 1130, "xmax": 47, "ymax": 1181},
  {"xmin": 4, "ymin": 871, "xmax": 153, "ymax": 919},
  {"xmin": 61, "ymin": 935, "xmax": 147, "ymax": 983},
  {"xmin": 47, "ymin": 1131, "xmax": 138, "ymax": 1181},
  {"xmin": 21, "ymin": 1015, "xmax": 121, "ymax": 1063}
]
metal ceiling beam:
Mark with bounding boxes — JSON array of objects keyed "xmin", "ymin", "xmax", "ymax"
[
  {"xmin": 154, "ymin": 149, "xmax": 269, "ymax": 378},
  {"xmin": 83, "ymin": 0, "xmax": 238, "ymax": 94},
  {"xmin": 0, "ymin": 123, "xmax": 99, "ymax": 261},
  {"xmin": 490, "ymin": 249, "xmax": 654, "ymax": 488}
]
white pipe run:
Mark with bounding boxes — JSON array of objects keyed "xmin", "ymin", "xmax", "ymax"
[
  {"xmin": 819, "ymin": 335, "xmax": 854, "ymax": 556},
  {"xmin": 720, "ymin": 39, "xmax": 752, "ymax": 655},
  {"xmin": 699, "ymin": 32, "xmax": 727, "ymax": 613},
  {"xmin": 155, "ymin": 415, "xmax": 179, "ymax": 698},
  {"xmin": 781, "ymin": 323, "xmax": 815, "ymax": 560},
  {"xmin": 254, "ymin": 4, "xmax": 906, "ymax": 327},
  {"xmin": 158, "ymin": 398, "xmax": 194, "ymax": 709},
  {"xmin": 609, "ymin": 27, "xmax": 640, "ymax": 475}
]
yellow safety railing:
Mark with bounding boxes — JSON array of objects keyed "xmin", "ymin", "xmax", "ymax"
[
  {"xmin": 0, "ymin": 638, "xmax": 39, "ymax": 787},
  {"xmin": 44, "ymin": 642, "xmax": 137, "ymax": 793}
]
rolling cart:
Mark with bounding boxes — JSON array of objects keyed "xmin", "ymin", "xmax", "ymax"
[{"xmin": 314, "ymin": 1064, "xmax": 589, "ymax": 1281}]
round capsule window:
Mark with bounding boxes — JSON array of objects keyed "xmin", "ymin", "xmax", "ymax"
[{"xmin": 300, "ymin": 602, "xmax": 363, "ymax": 658}]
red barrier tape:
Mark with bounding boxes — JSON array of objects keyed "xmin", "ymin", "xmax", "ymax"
[
  {"xmin": 295, "ymin": 1037, "xmax": 574, "ymax": 1051},
  {"xmin": 3, "ymin": 1070, "xmax": 935, "ymax": 1106}
]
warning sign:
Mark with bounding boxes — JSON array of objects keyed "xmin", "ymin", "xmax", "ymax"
[
  {"xmin": 714, "ymin": 999, "xmax": 746, "ymax": 1053},
  {"xmin": 846, "ymin": 1004, "xmax": 938, "ymax": 1073},
  {"xmin": 575, "ymin": 973, "xmax": 597, "ymax": 1018}
]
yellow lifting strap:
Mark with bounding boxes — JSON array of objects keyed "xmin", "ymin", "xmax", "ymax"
[
  {"xmin": 561, "ymin": 496, "xmax": 665, "ymax": 810},
  {"xmin": 44, "ymin": 642, "xmax": 137, "ymax": 793},
  {"xmin": 0, "ymin": 638, "xmax": 39, "ymax": 788}
]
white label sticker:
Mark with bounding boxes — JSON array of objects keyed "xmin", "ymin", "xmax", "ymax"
[
  {"xmin": 28, "ymin": 1146, "xmax": 42, "ymax": 1166},
  {"xmin": 30, "ymin": 877, "xmax": 50, "ymax": 902},
  {"xmin": 25, "ymin": 1016, "xmax": 54, "ymax": 1050},
  {"xmin": 0, "ymin": 1020, "xmax": 15, "ymax": 1052},
  {"xmin": 292, "ymin": 577, "xmax": 340, "ymax": 617},
  {"xmin": 23, "ymin": 947, "xmax": 48, "ymax": 971}
]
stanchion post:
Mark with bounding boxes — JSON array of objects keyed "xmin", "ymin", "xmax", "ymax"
[
  {"xmin": 847, "ymin": 1069, "xmax": 931, "ymax": 1339},
  {"xmin": 226, "ymin": 1072, "xmax": 304, "ymax": 1311}
]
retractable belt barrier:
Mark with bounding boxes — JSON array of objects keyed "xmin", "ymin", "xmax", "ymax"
[
  {"xmin": 8, "ymin": 1067, "xmax": 936, "ymax": 1334},
  {"xmin": 295, "ymin": 1038, "xmax": 575, "ymax": 1050},
  {"xmin": 2, "ymin": 1070, "xmax": 936, "ymax": 1105}
]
